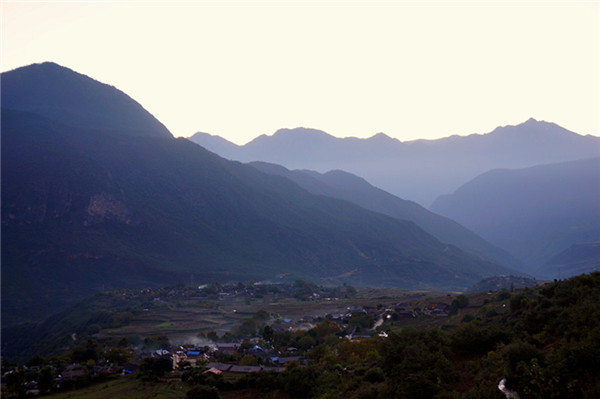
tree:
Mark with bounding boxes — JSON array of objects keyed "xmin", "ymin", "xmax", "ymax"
[
  {"xmin": 206, "ymin": 331, "xmax": 219, "ymax": 342},
  {"xmin": 262, "ymin": 325, "xmax": 274, "ymax": 343},
  {"xmin": 293, "ymin": 280, "xmax": 318, "ymax": 300},
  {"xmin": 297, "ymin": 335, "xmax": 316, "ymax": 351},
  {"xmin": 4, "ymin": 367, "xmax": 26, "ymax": 396},
  {"xmin": 454, "ymin": 294, "xmax": 469, "ymax": 308},
  {"xmin": 344, "ymin": 284, "xmax": 357, "ymax": 297},
  {"xmin": 312, "ymin": 320, "xmax": 341, "ymax": 343},
  {"xmin": 281, "ymin": 365, "xmax": 319, "ymax": 398},
  {"xmin": 102, "ymin": 347, "xmax": 131, "ymax": 365},
  {"xmin": 38, "ymin": 365, "xmax": 55, "ymax": 393},
  {"xmin": 254, "ymin": 310, "xmax": 270, "ymax": 321},
  {"xmin": 237, "ymin": 319, "xmax": 257, "ymax": 337},
  {"xmin": 139, "ymin": 356, "xmax": 173, "ymax": 379},
  {"xmin": 240, "ymin": 338, "xmax": 253, "ymax": 351},
  {"xmin": 27, "ymin": 354, "xmax": 45, "ymax": 368},
  {"xmin": 450, "ymin": 294, "xmax": 470, "ymax": 314},
  {"xmin": 240, "ymin": 354, "xmax": 258, "ymax": 366},
  {"xmin": 143, "ymin": 334, "xmax": 170, "ymax": 350},
  {"xmin": 364, "ymin": 367, "xmax": 385, "ymax": 383}
]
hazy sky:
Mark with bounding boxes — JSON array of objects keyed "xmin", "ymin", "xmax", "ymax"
[{"xmin": 2, "ymin": 1, "xmax": 598, "ymax": 144}]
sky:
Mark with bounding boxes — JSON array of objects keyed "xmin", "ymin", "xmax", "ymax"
[{"xmin": 2, "ymin": 1, "xmax": 598, "ymax": 144}]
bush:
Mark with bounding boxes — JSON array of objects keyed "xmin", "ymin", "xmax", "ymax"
[
  {"xmin": 502, "ymin": 341, "xmax": 542, "ymax": 383},
  {"xmin": 139, "ymin": 356, "xmax": 173, "ymax": 379},
  {"xmin": 186, "ymin": 384, "xmax": 221, "ymax": 399},
  {"xmin": 364, "ymin": 367, "xmax": 385, "ymax": 383},
  {"xmin": 510, "ymin": 294, "xmax": 527, "ymax": 311},
  {"xmin": 455, "ymin": 295, "xmax": 470, "ymax": 308}
]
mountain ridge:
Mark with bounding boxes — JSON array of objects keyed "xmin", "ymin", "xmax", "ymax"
[
  {"xmin": 1, "ymin": 62, "xmax": 172, "ymax": 138},
  {"xmin": 188, "ymin": 120, "xmax": 599, "ymax": 206},
  {"xmin": 249, "ymin": 161, "xmax": 523, "ymax": 270},
  {"xmin": 430, "ymin": 157, "xmax": 600, "ymax": 273}
]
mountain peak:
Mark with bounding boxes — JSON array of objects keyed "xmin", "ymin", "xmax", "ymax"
[
  {"xmin": 486, "ymin": 117, "xmax": 578, "ymax": 139},
  {"xmin": 368, "ymin": 132, "xmax": 397, "ymax": 142},
  {"xmin": 273, "ymin": 127, "xmax": 333, "ymax": 138},
  {"xmin": 1, "ymin": 62, "xmax": 172, "ymax": 138}
]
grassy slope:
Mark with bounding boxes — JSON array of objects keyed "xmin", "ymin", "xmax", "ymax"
[{"xmin": 46, "ymin": 376, "xmax": 187, "ymax": 399}]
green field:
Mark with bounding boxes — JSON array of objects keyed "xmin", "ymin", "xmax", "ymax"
[
  {"xmin": 46, "ymin": 376, "xmax": 288, "ymax": 399},
  {"xmin": 2, "ymin": 281, "xmax": 500, "ymax": 364},
  {"xmin": 47, "ymin": 377, "xmax": 187, "ymax": 399},
  {"xmin": 93, "ymin": 286, "xmax": 460, "ymax": 344}
]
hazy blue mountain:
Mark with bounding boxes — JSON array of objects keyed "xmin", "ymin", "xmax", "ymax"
[
  {"xmin": 1, "ymin": 62, "xmax": 171, "ymax": 138},
  {"xmin": 249, "ymin": 161, "xmax": 522, "ymax": 270},
  {"xmin": 1, "ymin": 63, "xmax": 518, "ymax": 325},
  {"xmin": 188, "ymin": 121, "xmax": 600, "ymax": 206},
  {"xmin": 190, "ymin": 132, "xmax": 241, "ymax": 156},
  {"xmin": 536, "ymin": 242, "xmax": 600, "ymax": 280},
  {"xmin": 430, "ymin": 158, "xmax": 600, "ymax": 274}
]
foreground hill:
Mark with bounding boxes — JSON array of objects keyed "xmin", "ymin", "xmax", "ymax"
[
  {"xmin": 431, "ymin": 158, "xmax": 600, "ymax": 273},
  {"xmin": 249, "ymin": 162, "xmax": 522, "ymax": 270},
  {"xmin": 1, "ymin": 63, "xmax": 516, "ymax": 325},
  {"xmin": 189, "ymin": 120, "xmax": 599, "ymax": 206}
]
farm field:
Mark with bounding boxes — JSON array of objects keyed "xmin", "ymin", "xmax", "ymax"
[{"xmin": 93, "ymin": 285, "xmax": 460, "ymax": 344}]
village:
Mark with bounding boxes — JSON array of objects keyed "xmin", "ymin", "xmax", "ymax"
[{"xmin": 2, "ymin": 280, "xmax": 468, "ymax": 397}]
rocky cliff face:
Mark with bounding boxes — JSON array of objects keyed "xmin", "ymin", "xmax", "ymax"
[
  {"xmin": 84, "ymin": 192, "xmax": 135, "ymax": 226},
  {"xmin": 2, "ymin": 178, "xmax": 136, "ymax": 228}
]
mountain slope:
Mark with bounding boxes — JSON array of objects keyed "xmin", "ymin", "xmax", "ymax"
[
  {"xmin": 430, "ymin": 158, "xmax": 600, "ymax": 273},
  {"xmin": 249, "ymin": 162, "xmax": 522, "ymax": 270},
  {"xmin": 188, "ymin": 121, "xmax": 600, "ymax": 206},
  {"xmin": 190, "ymin": 132, "xmax": 242, "ymax": 158},
  {"xmin": 1, "ymin": 108, "xmax": 514, "ymax": 324},
  {"xmin": 1, "ymin": 62, "xmax": 171, "ymax": 138},
  {"xmin": 1, "ymin": 63, "xmax": 518, "ymax": 325},
  {"xmin": 536, "ymin": 242, "xmax": 600, "ymax": 280}
]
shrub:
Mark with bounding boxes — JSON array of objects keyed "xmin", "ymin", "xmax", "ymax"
[
  {"xmin": 364, "ymin": 367, "xmax": 385, "ymax": 383},
  {"xmin": 186, "ymin": 384, "xmax": 221, "ymax": 399}
]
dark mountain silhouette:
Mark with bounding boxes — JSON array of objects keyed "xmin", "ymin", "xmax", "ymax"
[
  {"xmin": 536, "ymin": 242, "xmax": 600, "ymax": 280},
  {"xmin": 189, "ymin": 120, "xmax": 600, "ymax": 206},
  {"xmin": 249, "ymin": 162, "xmax": 522, "ymax": 270},
  {"xmin": 1, "ymin": 63, "xmax": 517, "ymax": 325},
  {"xmin": 1, "ymin": 62, "xmax": 171, "ymax": 138},
  {"xmin": 430, "ymin": 158, "xmax": 600, "ymax": 274}
]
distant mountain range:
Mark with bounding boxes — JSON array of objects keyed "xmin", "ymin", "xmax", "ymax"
[
  {"xmin": 249, "ymin": 162, "xmax": 522, "ymax": 270},
  {"xmin": 431, "ymin": 158, "xmax": 600, "ymax": 273},
  {"xmin": 189, "ymin": 121, "xmax": 600, "ymax": 207},
  {"xmin": 191, "ymin": 115, "xmax": 599, "ymax": 277},
  {"xmin": 1, "ymin": 62, "xmax": 518, "ymax": 325}
]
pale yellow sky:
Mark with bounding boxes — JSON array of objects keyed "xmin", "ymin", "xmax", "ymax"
[{"xmin": 2, "ymin": 1, "xmax": 598, "ymax": 144}]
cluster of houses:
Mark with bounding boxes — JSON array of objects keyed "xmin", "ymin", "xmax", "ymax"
[
  {"xmin": 171, "ymin": 341, "xmax": 303, "ymax": 373},
  {"xmin": 1, "ymin": 361, "xmax": 139, "ymax": 396}
]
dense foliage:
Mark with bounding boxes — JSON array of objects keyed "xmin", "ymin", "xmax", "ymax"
[{"xmin": 180, "ymin": 273, "xmax": 600, "ymax": 399}]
